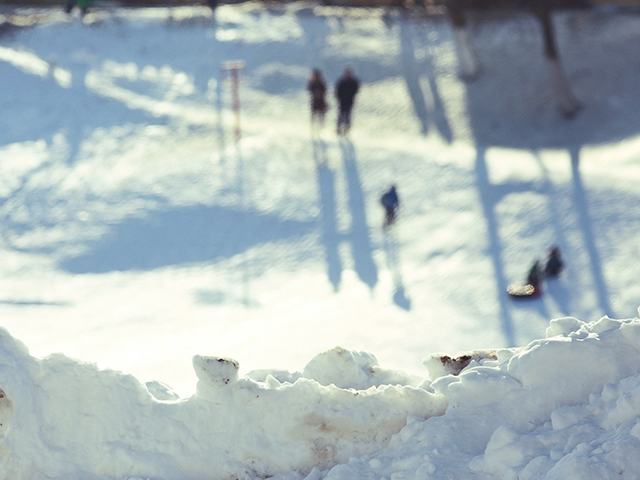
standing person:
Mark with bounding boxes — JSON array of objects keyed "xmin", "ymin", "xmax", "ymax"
[
  {"xmin": 526, "ymin": 260, "xmax": 543, "ymax": 296},
  {"xmin": 335, "ymin": 66, "xmax": 360, "ymax": 135},
  {"xmin": 381, "ymin": 185, "xmax": 399, "ymax": 229},
  {"xmin": 308, "ymin": 69, "xmax": 328, "ymax": 127},
  {"xmin": 544, "ymin": 246, "xmax": 564, "ymax": 278}
]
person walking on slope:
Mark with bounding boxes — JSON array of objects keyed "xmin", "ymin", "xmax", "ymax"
[
  {"xmin": 335, "ymin": 66, "xmax": 360, "ymax": 135},
  {"xmin": 308, "ymin": 69, "xmax": 328, "ymax": 128},
  {"xmin": 381, "ymin": 185, "xmax": 399, "ymax": 229}
]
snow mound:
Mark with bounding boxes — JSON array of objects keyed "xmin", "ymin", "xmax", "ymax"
[
  {"xmin": 323, "ymin": 313, "xmax": 640, "ymax": 480},
  {"xmin": 2, "ymin": 313, "xmax": 640, "ymax": 479},
  {"xmin": 0, "ymin": 327, "xmax": 444, "ymax": 480}
]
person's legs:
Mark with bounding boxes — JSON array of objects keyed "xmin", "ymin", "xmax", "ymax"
[
  {"xmin": 343, "ymin": 105, "xmax": 353, "ymax": 129},
  {"xmin": 384, "ymin": 207, "xmax": 396, "ymax": 228},
  {"xmin": 337, "ymin": 105, "xmax": 346, "ymax": 133}
]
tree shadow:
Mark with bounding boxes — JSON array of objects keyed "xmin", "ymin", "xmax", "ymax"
[
  {"xmin": 474, "ymin": 147, "xmax": 515, "ymax": 346},
  {"xmin": 314, "ymin": 141, "xmax": 343, "ymax": 292},
  {"xmin": 532, "ymin": 152, "xmax": 572, "ymax": 315},
  {"xmin": 0, "ymin": 299, "xmax": 71, "ymax": 307},
  {"xmin": 569, "ymin": 147, "xmax": 612, "ymax": 316},
  {"xmin": 340, "ymin": 138, "xmax": 378, "ymax": 290},
  {"xmin": 461, "ymin": 11, "xmax": 640, "ymax": 327},
  {"xmin": 60, "ymin": 204, "xmax": 315, "ymax": 274},
  {"xmin": 398, "ymin": 14, "xmax": 453, "ymax": 141},
  {"xmin": 0, "ymin": 60, "xmax": 155, "ymax": 164},
  {"xmin": 193, "ymin": 288, "xmax": 260, "ymax": 308}
]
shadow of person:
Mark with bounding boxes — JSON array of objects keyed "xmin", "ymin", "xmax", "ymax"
[
  {"xmin": 393, "ymin": 284, "xmax": 412, "ymax": 311},
  {"xmin": 312, "ymin": 137, "xmax": 328, "ymax": 167},
  {"xmin": 545, "ymin": 277, "xmax": 571, "ymax": 315},
  {"xmin": 339, "ymin": 138, "xmax": 378, "ymax": 290},
  {"xmin": 315, "ymin": 157, "xmax": 343, "ymax": 292},
  {"xmin": 383, "ymin": 232, "xmax": 411, "ymax": 311}
]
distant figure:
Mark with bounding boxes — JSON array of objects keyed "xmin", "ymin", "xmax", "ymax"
[
  {"xmin": 545, "ymin": 246, "xmax": 564, "ymax": 278},
  {"xmin": 527, "ymin": 260, "xmax": 543, "ymax": 295},
  {"xmin": 308, "ymin": 69, "xmax": 328, "ymax": 127},
  {"xmin": 64, "ymin": 0, "xmax": 91, "ymax": 15},
  {"xmin": 335, "ymin": 66, "xmax": 360, "ymax": 135},
  {"xmin": 381, "ymin": 185, "xmax": 399, "ymax": 229}
]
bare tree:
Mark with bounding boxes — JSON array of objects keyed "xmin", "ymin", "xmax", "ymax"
[{"xmin": 446, "ymin": 0, "xmax": 581, "ymax": 117}]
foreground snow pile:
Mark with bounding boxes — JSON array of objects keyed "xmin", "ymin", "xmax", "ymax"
[{"xmin": 2, "ymin": 313, "xmax": 640, "ymax": 479}]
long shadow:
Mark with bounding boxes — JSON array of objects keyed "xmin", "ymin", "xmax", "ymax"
[
  {"xmin": 569, "ymin": 147, "xmax": 612, "ymax": 316},
  {"xmin": 457, "ymin": 10, "xmax": 640, "ymax": 330},
  {"xmin": 545, "ymin": 277, "xmax": 571, "ymax": 315},
  {"xmin": 475, "ymin": 147, "xmax": 515, "ymax": 346},
  {"xmin": 383, "ymin": 231, "xmax": 411, "ymax": 311},
  {"xmin": 233, "ymin": 140, "xmax": 253, "ymax": 307},
  {"xmin": 399, "ymin": 16, "xmax": 429, "ymax": 135},
  {"xmin": 0, "ymin": 300, "xmax": 71, "ymax": 307},
  {"xmin": 0, "ymin": 67, "xmax": 155, "ymax": 157},
  {"xmin": 339, "ymin": 138, "xmax": 378, "ymax": 290},
  {"xmin": 60, "ymin": 204, "xmax": 315, "ymax": 274},
  {"xmin": 398, "ymin": 14, "xmax": 453, "ymax": 141},
  {"xmin": 315, "ymin": 163, "xmax": 342, "ymax": 292},
  {"xmin": 214, "ymin": 72, "xmax": 227, "ymax": 168},
  {"xmin": 533, "ymin": 153, "xmax": 572, "ymax": 315},
  {"xmin": 476, "ymin": 147, "xmax": 559, "ymax": 336},
  {"xmin": 314, "ymin": 138, "xmax": 342, "ymax": 292}
]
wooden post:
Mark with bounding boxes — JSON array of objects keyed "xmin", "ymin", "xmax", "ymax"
[{"xmin": 220, "ymin": 60, "xmax": 246, "ymax": 140}]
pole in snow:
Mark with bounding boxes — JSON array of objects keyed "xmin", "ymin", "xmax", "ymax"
[{"xmin": 220, "ymin": 60, "xmax": 246, "ymax": 140}]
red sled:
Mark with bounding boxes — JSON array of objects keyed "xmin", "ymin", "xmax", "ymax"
[{"xmin": 507, "ymin": 283, "xmax": 541, "ymax": 298}]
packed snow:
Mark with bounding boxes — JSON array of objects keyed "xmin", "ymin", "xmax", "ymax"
[{"xmin": 1, "ymin": 3, "xmax": 640, "ymax": 479}]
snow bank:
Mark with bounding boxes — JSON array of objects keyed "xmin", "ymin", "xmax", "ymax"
[
  {"xmin": 2, "ymin": 312, "xmax": 640, "ymax": 479},
  {"xmin": 0, "ymin": 329, "xmax": 444, "ymax": 480},
  {"xmin": 322, "ymin": 312, "xmax": 640, "ymax": 480}
]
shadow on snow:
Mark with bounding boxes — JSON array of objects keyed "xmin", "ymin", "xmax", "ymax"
[
  {"xmin": 312, "ymin": 135, "xmax": 380, "ymax": 293},
  {"xmin": 460, "ymin": 11, "xmax": 640, "ymax": 342},
  {"xmin": 61, "ymin": 205, "xmax": 315, "ymax": 274}
]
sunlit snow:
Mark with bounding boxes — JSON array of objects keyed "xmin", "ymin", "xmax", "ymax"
[{"xmin": 0, "ymin": 3, "xmax": 639, "ymax": 479}]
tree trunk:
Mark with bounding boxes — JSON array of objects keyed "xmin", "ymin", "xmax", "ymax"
[
  {"xmin": 535, "ymin": 3, "xmax": 580, "ymax": 117},
  {"xmin": 447, "ymin": 0, "xmax": 481, "ymax": 80}
]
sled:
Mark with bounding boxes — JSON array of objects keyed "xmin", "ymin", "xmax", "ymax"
[{"xmin": 507, "ymin": 283, "xmax": 540, "ymax": 298}]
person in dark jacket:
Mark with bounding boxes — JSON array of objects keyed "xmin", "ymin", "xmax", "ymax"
[
  {"xmin": 381, "ymin": 185, "xmax": 399, "ymax": 229},
  {"xmin": 335, "ymin": 66, "xmax": 360, "ymax": 135},
  {"xmin": 308, "ymin": 69, "xmax": 328, "ymax": 127},
  {"xmin": 526, "ymin": 260, "xmax": 543, "ymax": 296},
  {"xmin": 544, "ymin": 246, "xmax": 564, "ymax": 278}
]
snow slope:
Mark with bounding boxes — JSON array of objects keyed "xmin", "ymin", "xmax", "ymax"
[{"xmin": 0, "ymin": 3, "xmax": 640, "ymax": 478}]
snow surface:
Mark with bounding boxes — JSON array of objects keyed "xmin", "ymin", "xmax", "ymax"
[{"xmin": 0, "ymin": 3, "xmax": 640, "ymax": 479}]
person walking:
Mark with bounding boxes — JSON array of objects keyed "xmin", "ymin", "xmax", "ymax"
[
  {"xmin": 381, "ymin": 185, "xmax": 399, "ymax": 229},
  {"xmin": 335, "ymin": 66, "xmax": 360, "ymax": 135},
  {"xmin": 308, "ymin": 69, "xmax": 328, "ymax": 128}
]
